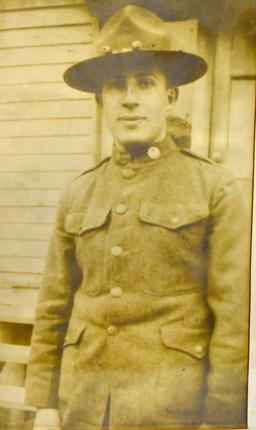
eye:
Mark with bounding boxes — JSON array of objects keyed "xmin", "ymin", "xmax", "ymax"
[
  {"xmin": 105, "ymin": 77, "xmax": 125, "ymax": 90},
  {"xmin": 137, "ymin": 77, "xmax": 155, "ymax": 89}
]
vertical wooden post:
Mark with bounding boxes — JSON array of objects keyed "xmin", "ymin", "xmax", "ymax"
[
  {"xmin": 190, "ymin": 26, "xmax": 215, "ymax": 157},
  {"xmin": 209, "ymin": 30, "xmax": 232, "ymax": 163},
  {"xmin": 93, "ymin": 97, "xmax": 103, "ymax": 164}
]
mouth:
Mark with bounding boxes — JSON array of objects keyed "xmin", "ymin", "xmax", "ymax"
[{"xmin": 118, "ymin": 116, "xmax": 146, "ymax": 121}]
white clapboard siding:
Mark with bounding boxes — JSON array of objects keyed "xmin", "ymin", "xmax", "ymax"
[
  {"xmin": 0, "ymin": 240, "xmax": 49, "ymax": 258},
  {"xmin": 0, "ymin": 118, "xmax": 92, "ymax": 137},
  {"xmin": 0, "ymin": 207, "xmax": 56, "ymax": 224},
  {"xmin": 0, "ymin": 224, "xmax": 53, "ymax": 241},
  {"xmin": 0, "ymin": 385, "xmax": 35, "ymax": 411},
  {"xmin": 0, "ymin": 284, "xmax": 38, "ymax": 304},
  {"xmin": 0, "ymin": 6, "xmax": 90, "ymax": 29},
  {"xmin": 0, "ymin": 171, "xmax": 81, "ymax": 189},
  {"xmin": 0, "ymin": 44, "xmax": 93, "ymax": 67},
  {"xmin": 0, "ymin": 83, "xmax": 89, "ymax": 102},
  {"xmin": 0, "ymin": 189, "xmax": 61, "ymax": 206},
  {"xmin": 0, "ymin": 344, "xmax": 31, "ymax": 364},
  {"xmin": 0, "ymin": 272, "xmax": 42, "ymax": 289},
  {"xmin": 0, "ymin": 154, "xmax": 93, "ymax": 171},
  {"xmin": 0, "ymin": 285, "xmax": 38, "ymax": 323},
  {"xmin": 0, "ymin": 257, "xmax": 45, "ymax": 274},
  {"xmin": 0, "ymin": 100, "xmax": 92, "ymax": 120},
  {"xmin": 0, "ymin": 0, "xmax": 84, "ymax": 10},
  {"xmin": 0, "ymin": 25, "xmax": 92, "ymax": 48},
  {"xmin": 0, "ymin": 136, "xmax": 92, "ymax": 154},
  {"xmin": 0, "ymin": 1, "xmax": 97, "ymax": 289},
  {"xmin": 0, "ymin": 63, "xmax": 74, "ymax": 84}
]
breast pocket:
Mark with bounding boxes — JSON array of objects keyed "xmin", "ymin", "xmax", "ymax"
[
  {"xmin": 158, "ymin": 321, "xmax": 210, "ymax": 415},
  {"xmin": 136, "ymin": 200, "xmax": 209, "ymax": 296},
  {"xmin": 65, "ymin": 207, "xmax": 111, "ymax": 295},
  {"xmin": 139, "ymin": 200, "xmax": 209, "ymax": 231},
  {"xmin": 65, "ymin": 207, "xmax": 111, "ymax": 236}
]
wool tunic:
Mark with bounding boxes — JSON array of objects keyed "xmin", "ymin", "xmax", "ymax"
[{"xmin": 25, "ymin": 137, "xmax": 249, "ymax": 429}]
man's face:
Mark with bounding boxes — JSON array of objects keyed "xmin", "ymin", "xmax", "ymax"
[{"xmin": 101, "ymin": 68, "xmax": 174, "ymax": 147}]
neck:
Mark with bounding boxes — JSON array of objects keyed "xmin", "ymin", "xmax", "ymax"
[
  {"xmin": 115, "ymin": 134, "xmax": 168, "ymax": 154},
  {"xmin": 114, "ymin": 134, "xmax": 169, "ymax": 160}
]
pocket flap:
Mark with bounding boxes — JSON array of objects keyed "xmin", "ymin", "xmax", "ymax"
[
  {"xmin": 160, "ymin": 323, "xmax": 210, "ymax": 359},
  {"xmin": 65, "ymin": 207, "xmax": 111, "ymax": 235},
  {"xmin": 63, "ymin": 320, "xmax": 87, "ymax": 347},
  {"xmin": 139, "ymin": 200, "xmax": 209, "ymax": 230},
  {"xmin": 65, "ymin": 212, "xmax": 84, "ymax": 234},
  {"xmin": 80, "ymin": 206, "xmax": 111, "ymax": 235}
]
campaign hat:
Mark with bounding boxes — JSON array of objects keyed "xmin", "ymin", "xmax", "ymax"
[{"xmin": 63, "ymin": 5, "xmax": 208, "ymax": 93}]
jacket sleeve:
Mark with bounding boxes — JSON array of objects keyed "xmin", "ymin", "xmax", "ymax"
[
  {"xmin": 203, "ymin": 171, "xmax": 250, "ymax": 427},
  {"xmin": 25, "ymin": 187, "xmax": 82, "ymax": 408}
]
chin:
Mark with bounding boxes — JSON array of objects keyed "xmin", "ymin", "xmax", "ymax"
[{"xmin": 117, "ymin": 134, "xmax": 151, "ymax": 146}]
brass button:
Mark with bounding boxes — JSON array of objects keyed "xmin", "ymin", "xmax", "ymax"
[
  {"xmin": 110, "ymin": 287, "xmax": 123, "ymax": 298},
  {"xmin": 195, "ymin": 344, "xmax": 204, "ymax": 354},
  {"xmin": 107, "ymin": 325, "xmax": 118, "ymax": 336},
  {"xmin": 115, "ymin": 204, "xmax": 127, "ymax": 215},
  {"xmin": 122, "ymin": 167, "xmax": 135, "ymax": 179},
  {"xmin": 211, "ymin": 152, "xmax": 222, "ymax": 163},
  {"xmin": 132, "ymin": 40, "xmax": 143, "ymax": 49},
  {"xmin": 111, "ymin": 246, "xmax": 123, "ymax": 257},
  {"xmin": 147, "ymin": 146, "xmax": 160, "ymax": 160}
]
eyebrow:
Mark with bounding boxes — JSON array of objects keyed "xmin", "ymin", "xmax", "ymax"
[
  {"xmin": 134, "ymin": 71, "xmax": 157, "ymax": 78},
  {"xmin": 104, "ymin": 69, "xmax": 159, "ymax": 84}
]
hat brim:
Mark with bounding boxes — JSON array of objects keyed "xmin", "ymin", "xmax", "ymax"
[{"xmin": 63, "ymin": 50, "xmax": 208, "ymax": 93}]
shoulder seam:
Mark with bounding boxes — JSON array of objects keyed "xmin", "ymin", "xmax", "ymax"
[
  {"xmin": 180, "ymin": 148, "xmax": 216, "ymax": 165},
  {"xmin": 80, "ymin": 156, "xmax": 111, "ymax": 177}
]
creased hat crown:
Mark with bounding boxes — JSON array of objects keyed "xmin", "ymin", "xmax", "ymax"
[{"xmin": 95, "ymin": 5, "xmax": 171, "ymax": 55}]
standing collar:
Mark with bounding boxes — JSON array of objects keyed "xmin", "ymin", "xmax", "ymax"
[{"xmin": 112, "ymin": 134, "xmax": 179, "ymax": 166}]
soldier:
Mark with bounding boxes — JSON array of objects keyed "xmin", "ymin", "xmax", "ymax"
[{"xmin": 25, "ymin": 5, "xmax": 249, "ymax": 430}]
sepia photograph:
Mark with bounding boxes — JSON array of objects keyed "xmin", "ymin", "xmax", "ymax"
[{"xmin": 0, "ymin": 1, "xmax": 255, "ymax": 429}]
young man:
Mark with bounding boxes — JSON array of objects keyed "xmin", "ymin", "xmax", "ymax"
[{"xmin": 25, "ymin": 5, "xmax": 249, "ymax": 430}]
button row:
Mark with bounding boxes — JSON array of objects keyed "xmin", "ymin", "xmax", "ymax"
[
  {"xmin": 147, "ymin": 146, "xmax": 160, "ymax": 160},
  {"xmin": 110, "ymin": 287, "xmax": 123, "ymax": 298},
  {"xmin": 115, "ymin": 204, "xmax": 127, "ymax": 215},
  {"xmin": 107, "ymin": 325, "xmax": 118, "ymax": 336},
  {"xmin": 111, "ymin": 246, "xmax": 123, "ymax": 257},
  {"xmin": 121, "ymin": 146, "xmax": 161, "ymax": 179},
  {"xmin": 194, "ymin": 344, "xmax": 204, "ymax": 353},
  {"xmin": 122, "ymin": 167, "xmax": 135, "ymax": 179}
]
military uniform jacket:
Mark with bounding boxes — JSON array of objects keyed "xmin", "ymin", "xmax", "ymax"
[{"xmin": 25, "ymin": 137, "xmax": 249, "ymax": 429}]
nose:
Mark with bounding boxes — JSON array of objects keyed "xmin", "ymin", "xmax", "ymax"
[{"xmin": 122, "ymin": 82, "xmax": 139, "ymax": 108}]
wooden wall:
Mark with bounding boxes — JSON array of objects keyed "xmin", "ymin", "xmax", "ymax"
[{"xmin": 0, "ymin": 0, "xmax": 97, "ymax": 290}]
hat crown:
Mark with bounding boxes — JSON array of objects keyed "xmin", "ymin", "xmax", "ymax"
[{"xmin": 95, "ymin": 5, "xmax": 170, "ymax": 55}]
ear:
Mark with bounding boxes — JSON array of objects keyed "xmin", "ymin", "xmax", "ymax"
[
  {"xmin": 167, "ymin": 86, "xmax": 178, "ymax": 105},
  {"xmin": 165, "ymin": 87, "xmax": 177, "ymax": 117},
  {"xmin": 95, "ymin": 93, "xmax": 103, "ymax": 106}
]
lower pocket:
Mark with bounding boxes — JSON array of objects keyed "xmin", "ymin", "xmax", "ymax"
[
  {"xmin": 160, "ymin": 322, "xmax": 210, "ymax": 360},
  {"xmin": 158, "ymin": 322, "xmax": 209, "ymax": 417},
  {"xmin": 58, "ymin": 321, "xmax": 87, "ymax": 403}
]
